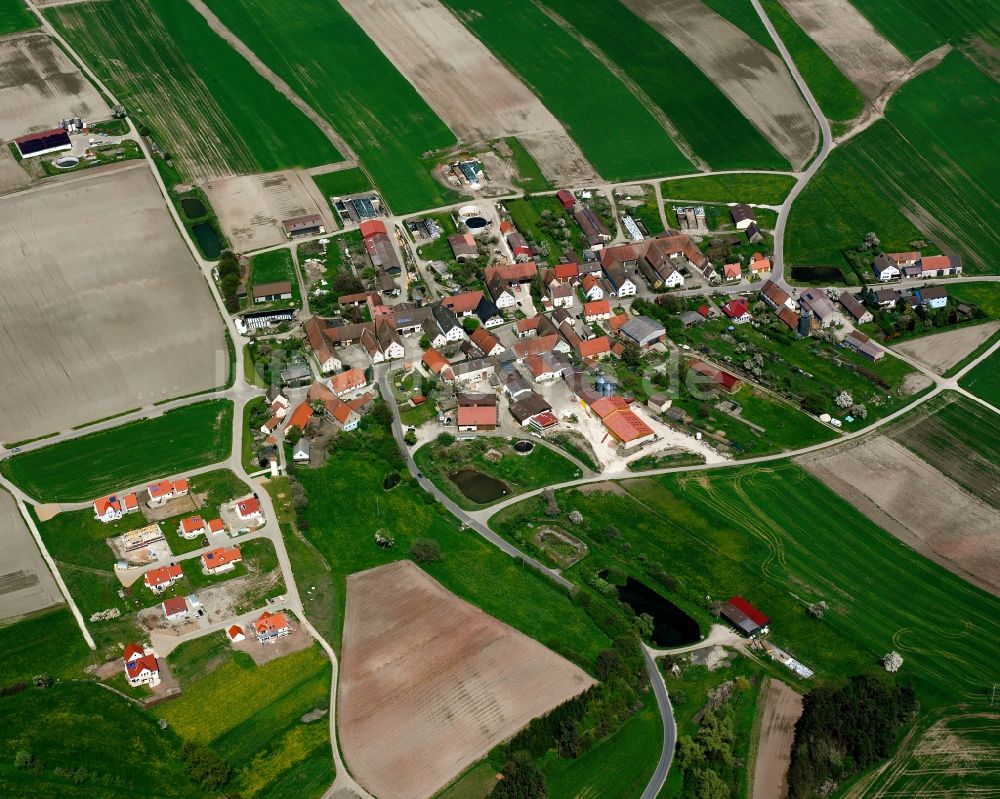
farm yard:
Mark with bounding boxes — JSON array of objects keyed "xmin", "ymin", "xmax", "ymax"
[
  {"xmin": 1, "ymin": 400, "xmax": 233, "ymax": 502},
  {"xmin": 0, "ymin": 489, "xmax": 62, "ymax": 622},
  {"xmin": 0, "ymin": 32, "xmax": 109, "ymax": 140},
  {"xmin": 786, "ymin": 51, "xmax": 1000, "ymax": 271},
  {"xmin": 202, "ymin": 0, "xmax": 458, "ymax": 213},
  {"xmin": 0, "ymin": 166, "xmax": 226, "ymax": 444},
  {"xmin": 439, "ymin": 0, "xmax": 691, "ymax": 180},
  {"xmin": 47, "ymin": 0, "xmax": 341, "ymax": 183},
  {"xmin": 338, "ymin": 561, "xmax": 594, "ymax": 799},
  {"xmin": 621, "ymin": 0, "xmax": 819, "ymax": 168},
  {"xmin": 659, "ymin": 173, "xmax": 795, "ymax": 205}
]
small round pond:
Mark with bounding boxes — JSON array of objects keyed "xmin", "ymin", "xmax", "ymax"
[
  {"xmin": 600, "ymin": 571, "xmax": 700, "ymax": 647},
  {"xmin": 464, "ymin": 216, "xmax": 490, "ymax": 232},
  {"xmin": 513, "ymin": 440, "xmax": 534, "ymax": 454},
  {"xmin": 52, "ymin": 156, "xmax": 80, "ymax": 169},
  {"xmin": 449, "ymin": 468, "xmax": 509, "ymax": 504},
  {"xmin": 181, "ymin": 196, "xmax": 207, "ymax": 219}
]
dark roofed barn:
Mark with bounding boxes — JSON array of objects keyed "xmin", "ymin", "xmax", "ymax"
[{"xmin": 15, "ymin": 128, "xmax": 72, "ymax": 158}]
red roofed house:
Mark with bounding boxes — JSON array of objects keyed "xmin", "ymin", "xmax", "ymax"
[
  {"xmin": 760, "ymin": 279, "xmax": 796, "ymax": 312},
  {"xmin": 688, "ymin": 359, "xmax": 742, "ymax": 393},
  {"xmin": 359, "ymin": 219, "xmax": 387, "ymax": 239},
  {"xmin": 723, "ymin": 262, "xmax": 742, "ymax": 282},
  {"xmin": 254, "ymin": 610, "xmax": 292, "ymax": 644},
  {"xmin": 123, "ymin": 643, "xmax": 160, "ymax": 687},
  {"xmin": 327, "ymin": 367, "xmax": 368, "ymax": 398},
  {"xmin": 608, "ymin": 313, "xmax": 629, "ymax": 332},
  {"xmin": 147, "ymin": 478, "xmax": 189, "ymax": 508},
  {"xmin": 920, "ymin": 254, "xmax": 962, "ymax": 278},
  {"xmin": 178, "ymin": 515, "xmax": 207, "ymax": 539},
  {"xmin": 556, "ymin": 189, "xmax": 576, "ymax": 210},
  {"xmin": 583, "ymin": 300, "xmax": 612, "ymax": 323},
  {"xmin": 441, "ymin": 290, "xmax": 484, "ymax": 318},
  {"xmin": 749, "ymin": 252, "xmax": 772, "ymax": 275},
  {"xmin": 162, "ymin": 596, "xmax": 189, "ymax": 622},
  {"xmin": 456, "ymin": 394, "xmax": 499, "ymax": 431},
  {"xmin": 469, "ymin": 326, "xmax": 504, "ymax": 357},
  {"xmin": 208, "ymin": 519, "xmax": 226, "ymax": 535},
  {"xmin": 236, "ymin": 497, "xmax": 263, "ymax": 524},
  {"xmin": 143, "ymin": 563, "xmax": 183, "ymax": 594},
  {"xmin": 323, "ymin": 396, "xmax": 361, "ymax": 431},
  {"xmin": 581, "ymin": 273, "xmax": 604, "ymax": 301},
  {"xmin": 578, "ymin": 336, "xmax": 611, "ymax": 359},
  {"xmin": 202, "ymin": 546, "xmax": 242, "ymax": 575},
  {"xmin": 422, "ymin": 347, "xmax": 450, "ymax": 374},
  {"xmin": 227, "ymin": 625, "xmax": 246, "ymax": 644},
  {"xmin": 720, "ymin": 596, "xmax": 770, "ymax": 637},
  {"xmin": 721, "ymin": 298, "xmax": 753, "ymax": 325},
  {"xmin": 93, "ymin": 492, "xmax": 139, "ymax": 524},
  {"xmin": 285, "ymin": 402, "xmax": 314, "ymax": 434},
  {"xmin": 303, "ymin": 317, "xmax": 341, "ymax": 374}
]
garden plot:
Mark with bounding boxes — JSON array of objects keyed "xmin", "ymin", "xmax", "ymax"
[
  {"xmin": 621, "ymin": 0, "xmax": 818, "ymax": 168},
  {"xmin": 751, "ymin": 678, "xmax": 802, "ymax": 799},
  {"xmin": 204, "ymin": 169, "xmax": 334, "ymax": 253},
  {"xmin": 0, "ymin": 490, "xmax": 62, "ymax": 622},
  {"xmin": 0, "ymin": 32, "xmax": 109, "ymax": 140},
  {"xmin": 339, "ymin": 560, "xmax": 594, "ymax": 799},
  {"xmin": 777, "ymin": 0, "xmax": 910, "ymax": 99},
  {"xmin": 0, "ymin": 165, "xmax": 226, "ymax": 442},
  {"xmin": 337, "ymin": 0, "xmax": 597, "ymax": 185},
  {"xmin": 891, "ymin": 322, "xmax": 1000, "ymax": 374},
  {"xmin": 799, "ymin": 436, "xmax": 1000, "ymax": 595}
]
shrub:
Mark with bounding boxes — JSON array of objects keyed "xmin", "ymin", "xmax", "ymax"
[
  {"xmin": 409, "ymin": 537, "xmax": 442, "ymax": 563},
  {"xmin": 181, "ymin": 741, "xmax": 230, "ymax": 790}
]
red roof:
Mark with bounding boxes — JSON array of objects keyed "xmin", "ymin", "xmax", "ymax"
[
  {"xmin": 608, "ymin": 313, "xmax": 629, "ymax": 332},
  {"xmin": 359, "ymin": 220, "xmax": 387, "ymax": 238},
  {"xmin": 728, "ymin": 595, "xmax": 769, "ymax": 626},
  {"xmin": 202, "ymin": 546, "xmax": 241, "ymax": 570},
  {"xmin": 470, "ymin": 326, "xmax": 501, "ymax": 354},
  {"xmin": 123, "ymin": 642, "xmax": 145, "ymax": 661},
  {"xmin": 422, "ymin": 348, "xmax": 449, "ymax": 374},
  {"xmin": 584, "ymin": 300, "xmax": 611, "ymax": 318},
  {"xmin": 208, "ymin": 519, "xmax": 225, "ymax": 533},
  {"xmin": 329, "ymin": 368, "xmax": 366, "ymax": 395},
  {"xmin": 162, "ymin": 596, "xmax": 188, "ymax": 616},
  {"xmin": 722, "ymin": 299, "xmax": 750, "ymax": 319},
  {"xmin": 227, "ymin": 625, "xmax": 244, "ymax": 640},
  {"xmin": 556, "ymin": 189, "xmax": 575, "ymax": 209},
  {"xmin": 578, "ymin": 336, "xmax": 610, "ymax": 358},
  {"xmin": 698, "ymin": 305, "xmax": 710, "ymax": 317},
  {"xmin": 531, "ymin": 411, "xmax": 559, "ymax": 428},
  {"xmin": 553, "ymin": 262, "xmax": 579, "ymax": 280},
  {"xmin": 456, "ymin": 403, "xmax": 498, "ymax": 427},
  {"xmin": 486, "ymin": 262, "xmax": 536, "ymax": 283},
  {"xmin": 920, "ymin": 255, "xmax": 951, "ymax": 271},
  {"xmin": 238, "ymin": 497, "xmax": 261, "ymax": 517},
  {"xmin": 603, "ymin": 409, "xmax": 654, "ymax": 443},
  {"xmin": 286, "ymin": 402, "xmax": 313, "ymax": 432},
  {"xmin": 590, "ymin": 395, "xmax": 630, "ymax": 419},
  {"xmin": 125, "ymin": 653, "xmax": 158, "ymax": 679},
  {"xmin": 255, "ymin": 610, "xmax": 290, "ymax": 635},
  {"xmin": 144, "ymin": 563, "xmax": 182, "ymax": 588},
  {"xmin": 180, "ymin": 515, "xmax": 205, "ymax": 534}
]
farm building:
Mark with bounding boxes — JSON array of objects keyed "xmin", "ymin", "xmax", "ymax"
[
  {"xmin": 720, "ymin": 596, "xmax": 769, "ymax": 637},
  {"xmin": 687, "ymin": 360, "xmax": 742, "ymax": 393},
  {"xmin": 361, "ymin": 220, "xmax": 402, "ymax": 275},
  {"xmin": 253, "ymin": 281, "xmax": 293, "ymax": 303},
  {"xmin": 843, "ymin": 330, "xmax": 884, "ymax": 361},
  {"xmin": 556, "ymin": 189, "xmax": 575, "ymax": 210},
  {"xmin": 448, "ymin": 233, "xmax": 478, "ymax": 262},
  {"xmin": 839, "ymin": 292, "xmax": 872, "ymax": 324},
  {"xmin": 619, "ymin": 316, "xmax": 666, "ymax": 349},
  {"xmin": 760, "ymin": 279, "xmax": 796, "ymax": 312},
  {"xmin": 456, "ymin": 394, "xmax": 498, "ymax": 431},
  {"xmin": 574, "ymin": 205, "xmax": 612, "ymax": 248},
  {"xmin": 15, "ymin": 128, "xmax": 72, "ymax": 158},
  {"xmin": 281, "ymin": 214, "xmax": 325, "ymax": 238},
  {"xmin": 730, "ymin": 204, "xmax": 756, "ymax": 230}
]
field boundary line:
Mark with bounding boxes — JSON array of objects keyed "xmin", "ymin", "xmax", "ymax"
[{"xmin": 16, "ymin": 499, "xmax": 95, "ymax": 651}]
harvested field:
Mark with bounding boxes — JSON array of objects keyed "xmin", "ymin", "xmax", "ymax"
[
  {"xmin": 621, "ymin": 0, "xmax": 818, "ymax": 168},
  {"xmin": 799, "ymin": 436, "xmax": 1000, "ymax": 595},
  {"xmin": 205, "ymin": 169, "xmax": 334, "ymax": 253},
  {"xmin": 337, "ymin": 0, "xmax": 597, "ymax": 185},
  {"xmin": 339, "ymin": 560, "xmax": 594, "ymax": 799},
  {"xmin": 751, "ymin": 678, "xmax": 802, "ymax": 799},
  {"xmin": 0, "ymin": 145, "xmax": 31, "ymax": 194},
  {"xmin": 0, "ymin": 165, "xmax": 226, "ymax": 442},
  {"xmin": 0, "ymin": 489, "xmax": 62, "ymax": 622},
  {"xmin": 0, "ymin": 32, "xmax": 109, "ymax": 140},
  {"xmin": 892, "ymin": 322, "xmax": 1000, "ymax": 374},
  {"xmin": 777, "ymin": 0, "xmax": 910, "ymax": 99}
]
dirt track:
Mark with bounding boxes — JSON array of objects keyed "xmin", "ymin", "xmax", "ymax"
[
  {"xmin": 799, "ymin": 436, "xmax": 1000, "ymax": 596},
  {"xmin": 339, "ymin": 560, "xmax": 594, "ymax": 799},
  {"xmin": 892, "ymin": 322, "xmax": 1000, "ymax": 374},
  {"xmin": 751, "ymin": 679, "xmax": 802, "ymax": 799},
  {"xmin": 336, "ymin": 0, "xmax": 598, "ymax": 185},
  {"xmin": 621, "ymin": 0, "xmax": 818, "ymax": 168}
]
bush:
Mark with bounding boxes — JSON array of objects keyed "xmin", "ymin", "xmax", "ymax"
[
  {"xmin": 403, "ymin": 429, "xmax": 417, "ymax": 446},
  {"xmin": 409, "ymin": 537, "xmax": 442, "ymax": 563},
  {"xmin": 181, "ymin": 741, "xmax": 230, "ymax": 790}
]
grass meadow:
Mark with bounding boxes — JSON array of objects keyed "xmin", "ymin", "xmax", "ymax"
[
  {"xmin": 759, "ymin": 0, "xmax": 864, "ymax": 122},
  {"xmin": 203, "ymin": 0, "xmax": 458, "ymax": 213},
  {"xmin": 440, "ymin": 0, "xmax": 692, "ymax": 180},
  {"xmin": 532, "ymin": 0, "xmax": 789, "ymax": 170},
  {"xmin": 787, "ymin": 52, "xmax": 1000, "ymax": 271},
  {"xmin": 0, "ymin": 401, "xmax": 233, "ymax": 502},
  {"xmin": 47, "ymin": 0, "xmax": 340, "ymax": 181},
  {"xmin": 312, "ymin": 169, "xmax": 371, "ymax": 203},
  {"xmin": 958, "ymin": 350, "xmax": 1000, "ymax": 406},
  {"xmin": 248, "ymin": 249, "xmax": 300, "ymax": 309},
  {"xmin": 660, "ymin": 173, "xmax": 795, "ymax": 205},
  {"xmin": 0, "ymin": 0, "xmax": 36, "ymax": 36},
  {"xmin": 503, "ymin": 136, "xmax": 553, "ymax": 192},
  {"xmin": 0, "ymin": 608, "xmax": 91, "ymax": 684}
]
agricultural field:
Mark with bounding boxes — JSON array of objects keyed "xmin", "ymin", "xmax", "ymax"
[
  {"xmin": 501, "ymin": 136, "xmax": 553, "ymax": 192},
  {"xmin": 891, "ymin": 321, "xmax": 1000, "ymax": 374},
  {"xmin": 528, "ymin": 0, "xmax": 790, "ymax": 170},
  {"xmin": 958, "ymin": 349, "xmax": 1000, "ymax": 407},
  {"xmin": 159, "ymin": 643, "xmax": 333, "ymax": 799},
  {"xmin": 0, "ymin": 488, "xmax": 61, "ymax": 622},
  {"xmin": 413, "ymin": 436, "xmax": 582, "ymax": 510},
  {"xmin": 47, "ymin": 0, "xmax": 340, "ymax": 183},
  {"xmin": 247, "ymin": 249, "xmax": 300, "ymax": 309},
  {"xmin": 0, "ymin": 0, "xmax": 36, "ymax": 36},
  {"xmin": 786, "ymin": 52, "xmax": 1000, "ymax": 271},
  {"xmin": 1, "ymin": 400, "xmax": 233, "ymax": 502},
  {"xmin": 758, "ymin": 0, "xmax": 866, "ymax": 121},
  {"xmin": 0, "ymin": 167, "xmax": 227, "ymax": 444},
  {"xmin": 0, "ymin": 607, "xmax": 91, "ymax": 685},
  {"xmin": 700, "ymin": 0, "xmax": 776, "ymax": 51},
  {"xmin": 312, "ymin": 168, "xmax": 371, "ymax": 203},
  {"xmin": 202, "ymin": 0, "xmax": 458, "ymax": 213},
  {"xmin": 660, "ymin": 173, "xmax": 795, "ymax": 205},
  {"xmin": 439, "ymin": 0, "xmax": 691, "ymax": 180},
  {"xmin": 339, "ymin": 561, "xmax": 593, "ymax": 799}
]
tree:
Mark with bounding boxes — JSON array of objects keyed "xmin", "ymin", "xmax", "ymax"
[
  {"xmin": 14, "ymin": 751, "xmax": 35, "ymax": 770},
  {"xmin": 595, "ymin": 649, "xmax": 622, "ymax": 680},
  {"xmin": 801, "ymin": 393, "xmax": 827, "ymax": 415},
  {"xmin": 882, "ymin": 651, "xmax": 903, "ymax": 672},
  {"xmin": 419, "ymin": 334, "xmax": 431, "ymax": 350},
  {"xmin": 634, "ymin": 612, "xmax": 655, "ymax": 640},
  {"xmin": 181, "ymin": 742, "xmax": 230, "ymax": 790},
  {"xmin": 693, "ymin": 767, "xmax": 730, "ymax": 799},
  {"xmin": 491, "ymin": 751, "xmax": 546, "ymax": 798},
  {"xmin": 403, "ymin": 429, "xmax": 417, "ymax": 446},
  {"xmin": 462, "ymin": 316, "xmax": 480, "ymax": 334},
  {"xmin": 409, "ymin": 537, "xmax": 441, "ymax": 563},
  {"xmin": 621, "ymin": 341, "xmax": 641, "ymax": 370},
  {"xmin": 567, "ymin": 509, "xmax": 583, "ymax": 525},
  {"xmin": 862, "ymin": 231, "xmax": 880, "ymax": 251},
  {"xmin": 542, "ymin": 488, "xmax": 560, "ymax": 517}
]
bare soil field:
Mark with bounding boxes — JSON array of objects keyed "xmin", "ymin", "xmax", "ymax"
[
  {"xmin": 621, "ymin": 0, "xmax": 818, "ymax": 168},
  {"xmin": 799, "ymin": 436, "xmax": 1000, "ymax": 595},
  {"xmin": 0, "ymin": 489, "xmax": 62, "ymax": 622},
  {"xmin": 0, "ymin": 32, "xmax": 109, "ymax": 140},
  {"xmin": 339, "ymin": 560, "xmax": 594, "ymax": 799},
  {"xmin": 751, "ymin": 678, "xmax": 802, "ymax": 799},
  {"xmin": 777, "ymin": 0, "xmax": 910, "ymax": 99},
  {"xmin": 892, "ymin": 321, "xmax": 1000, "ymax": 374},
  {"xmin": 0, "ymin": 164, "xmax": 226, "ymax": 442},
  {"xmin": 336, "ymin": 0, "xmax": 598, "ymax": 185},
  {"xmin": 0, "ymin": 146, "xmax": 31, "ymax": 195},
  {"xmin": 204, "ymin": 169, "xmax": 334, "ymax": 253}
]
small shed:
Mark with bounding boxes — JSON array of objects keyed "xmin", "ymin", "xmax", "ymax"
[{"xmin": 293, "ymin": 438, "xmax": 311, "ymax": 462}]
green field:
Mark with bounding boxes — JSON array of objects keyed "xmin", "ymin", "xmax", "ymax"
[
  {"xmin": 502, "ymin": 136, "xmax": 552, "ymax": 192},
  {"xmin": 958, "ymin": 349, "xmax": 1000, "ymax": 406},
  {"xmin": 413, "ymin": 436, "xmax": 582, "ymax": 510},
  {"xmin": 701, "ymin": 0, "xmax": 776, "ymax": 51},
  {"xmin": 312, "ymin": 169, "xmax": 371, "ymax": 204},
  {"xmin": 759, "ymin": 0, "xmax": 865, "ymax": 122},
  {"xmin": 0, "ymin": 0, "xmax": 37, "ymax": 36},
  {"xmin": 660, "ymin": 173, "xmax": 795, "ymax": 205},
  {"xmin": 848, "ymin": 0, "xmax": 1000, "ymax": 60},
  {"xmin": 439, "ymin": 0, "xmax": 691, "ymax": 179},
  {"xmin": 787, "ymin": 52, "xmax": 1000, "ymax": 271},
  {"xmin": 528, "ymin": 0, "xmax": 789, "ymax": 170},
  {"xmin": 505, "ymin": 195, "xmax": 576, "ymax": 265},
  {"xmin": 159, "ymin": 643, "xmax": 333, "ymax": 799},
  {"xmin": 47, "ymin": 0, "xmax": 340, "ymax": 181},
  {"xmin": 203, "ymin": 0, "xmax": 457, "ymax": 213},
  {"xmin": 0, "ymin": 608, "xmax": 91, "ymax": 685},
  {"xmin": 248, "ymin": 249, "xmax": 300, "ymax": 309},
  {"xmin": 0, "ymin": 401, "xmax": 233, "ymax": 502}
]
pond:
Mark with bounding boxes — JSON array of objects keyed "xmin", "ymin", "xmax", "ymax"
[
  {"xmin": 449, "ymin": 468, "xmax": 509, "ymax": 504},
  {"xmin": 601, "ymin": 571, "xmax": 700, "ymax": 647},
  {"xmin": 790, "ymin": 265, "xmax": 847, "ymax": 284},
  {"xmin": 192, "ymin": 222, "xmax": 223, "ymax": 259},
  {"xmin": 180, "ymin": 196, "xmax": 207, "ymax": 219},
  {"xmin": 513, "ymin": 440, "xmax": 534, "ymax": 454}
]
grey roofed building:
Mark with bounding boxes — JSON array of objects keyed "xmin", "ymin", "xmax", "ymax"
[
  {"xmin": 843, "ymin": 330, "xmax": 884, "ymax": 361},
  {"xmin": 474, "ymin": 295, "xmax": 502, "ymax": 326},
  {"xmin": 377, "ymin": 269, "xmax": 398, "ymax": 294},
  {"xmin": 744, "ymin": 221, "xmax": 764, "ymax": 243},
  {"xmin": 394, "ymin": 305, "xmax": 433, "ymax": 331},
  {"xmin": 431, "ymin": 303, "xmax": 461, "ymax": 334},
  {"xmin": 679, "ymin": 310, "xmax": 705, "ymax": 328},
  {"xmin": 280, "ymin": 363, "xmax": 312, "ymax": 385},
  {"xmin": 494, "ymin": 364, "xmax": 532, "ymax": 399},
  {"xmin": 720, "ymin": 597, "xmax": 769, "ymax": 636},
  {"xmin": 292, "ymin": 438, "xmax": 311, "ymax": 461},
  {"xmin": 839, "ymin": 292, "xmax": 871, "ymax": 323},
  {"xmin": 509, "ymin": 390, "xmax": 553, "ymax": 424},
  {"xmin": 798, "ymin": 288, "xmax": 837, "ymax": 322},
  {"xmin": 448, "ymin": 356, "xmax": 496, "ymax": 379},
  {"xmin": 619, "ymin": 316, "xmax": 666, "ymax": 348},
  {"xmin": 730, "ymin": 203, "xmax": 756, "ymax": 228},
  {"xmin": 574, "ymin": 205, "xmax": 612, "ymax": 246}
]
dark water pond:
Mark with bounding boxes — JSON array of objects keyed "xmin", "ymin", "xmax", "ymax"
[
  {"xmin": 790, "ymin": 265, "xmax": 846, "ymax": 284},
  {"xmin": 601, "ymin": 571, "xmax": 700, "ymax": 647},
  {"xmin": 449, "ymin": 468, "xmax": 509, "ymax": 504},
  {"xmin": 192, "ymin": 222, "xmax": 222, "ymax": 259},
  {"xmin": 513, "ymin": 440, "xmax": 534, "ymax": 454},
  {"xmin": 181, "ymin": 196, "xmax": 207, "ymax": 219}
]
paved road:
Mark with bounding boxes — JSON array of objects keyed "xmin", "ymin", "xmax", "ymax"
[{"xmin": 642, "ymin": 643, "xmax": 676, "ymax": 799}]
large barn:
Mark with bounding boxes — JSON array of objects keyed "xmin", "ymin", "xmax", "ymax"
[
  {"xmin": 15, "ymin": 128, "xmax": 72, "ymax": 158},
  {"xmin": 720, "ymin": 595, "xmax": 769, "ymax": 637}
]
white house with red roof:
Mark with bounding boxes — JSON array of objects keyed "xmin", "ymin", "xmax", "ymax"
[
  {"xmin": 227, "ymin": 624, "xmax": 246, "ymax": 644},
  {"xmin": 202, "ymin": 546, "xmax": 242, "ymax": 575},
  {"xmin": 178, "ymin": 515, "xmax": 208, "ymax": 539},
  {"xmin": 93, "ymin": 492, "xmax": 140, "ymax": 523},
  {"xmin": 721, "ymin": 298, "xmax": 753, "ymax": 325},
  {"xmin": 146, "ymin": 478, "xmax": 189, "ymax": 508},
  {"xmin": 235, "ymin": 496, "xmax": 264, "ymax": 525},
  {"xmin": 162, "ymin": 596, "xmax": 189, "ymax": 622},
  {"xmin": 207, "ymin": 518, "xmax": 226, "ymax": 535},
  {"xmin": 254, "ymin": 610, "xmax": 292, "ymax": 644},
  {"xmin": 143, "ymin": 563, "xmax": 183, "ymax": 594},
  {"xmin": 123, "ymin": 643, "xmax": 160, "ymax": 687}
]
